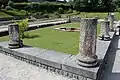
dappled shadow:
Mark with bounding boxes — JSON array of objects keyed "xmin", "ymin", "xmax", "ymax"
[
  {"xmin": 23, "ymin": 34, "xmax": 39, "ymax": 39},
  {"xmin": 23, "ymin": 45, "xmax": 33, "ymax": 48}
]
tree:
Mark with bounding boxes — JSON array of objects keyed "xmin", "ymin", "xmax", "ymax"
[
  {"xmin": 73, "ymin": 0, "xmax": 82, "ymax": 11},
  {"xmin": 0, "ymin": 0, "xmax": 9, "ymax": 8}
]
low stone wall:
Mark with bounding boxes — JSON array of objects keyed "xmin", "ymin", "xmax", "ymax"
[
  {"xmin": 0, "ymin": 17, "xmax": 118, "ymax": 80},
  {"xmin": 0, "ymin": 31, "xmax": 115, "ymax": 80}
]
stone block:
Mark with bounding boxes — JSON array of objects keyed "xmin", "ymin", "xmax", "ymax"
[
  {"xmin": 62, "ymin": 56, "xmax": 98, "ymax": 80},
  {"xmin": 35, "ymin": 50, "xmax": 71, "ymax": 69},
  {"xmin": 13, "ymin": 47, "xmax": 47, "ymax": 61}
]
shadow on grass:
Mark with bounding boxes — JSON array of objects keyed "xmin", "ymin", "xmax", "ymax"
[
  {"xmin": 23, "ymin": 45, "xmax": 33, "ymax": 48},
  {"xmin": 22, "ymin": 34, "xmax": 39, "ymax": 39}
]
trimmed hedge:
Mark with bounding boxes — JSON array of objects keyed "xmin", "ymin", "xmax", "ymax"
[
  {"xmin": 12, "ymin": 2, "xmax": 72, "ymax": 13},
  {"xmin": 2, "ymin": 10, "xmax": 27, "ymax": 16}
]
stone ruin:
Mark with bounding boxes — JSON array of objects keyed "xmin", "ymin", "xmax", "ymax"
[{"xmin": 0, "ymin": 13, "xmax": 119, "ymax": 80}]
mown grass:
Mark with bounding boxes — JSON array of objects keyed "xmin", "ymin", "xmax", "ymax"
[{"xmin": 0, "ymin": 22, "xmax": 100, "ymax": 55}]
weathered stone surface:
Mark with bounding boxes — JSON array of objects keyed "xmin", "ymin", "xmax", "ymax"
[
  {"xmin": 76, "ymin": 18, "xmax": 98, "ymax": 67},
  {"xmin": 108, "ymin": 13, "xmax": 115, "ymax": 31},
  {"xmin": 62, "ymin": 32, "xmax": 114, "ymax": 80},
  {"xmin": 0, "ymin": 52, "xmax": 74, "ymax": 80},
  {"xmin": 8, "ymin": 24, "xmax": 20, "ymax": 49},
  {"xmin": 115, "ymin": 21, "xmax": 120, "ymax": 35},
  {"xmin": 70, "ymin": 16, "xmax": 81, "ymax": 22},
  {"xmin": 87, "ymin": 78, "xmax": 93, "ymax": 80},
  {"xmin": 0, "ymin": 31, "xmax": 115, "ymax": 80},
  {"xmin": 35, "ymin": 50, "xmax": 72, "ymax": 69},
  {"xmin": 13, "ymin": 47, "xmax": 47, "ymax": 61},
  {"xmin": 62, "ymin": 56, "xmax": 98, "ymax": 80},
  {"xmin": 99, "ymin": 20, "xmax": 110, "ymax": 41}
]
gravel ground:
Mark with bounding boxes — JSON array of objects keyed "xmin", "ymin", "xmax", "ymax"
[{"xmin": 0, "ymin": 53, "xmax": 73, "ymax": 80}]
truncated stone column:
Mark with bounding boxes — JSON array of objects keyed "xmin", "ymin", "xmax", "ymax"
[
  {"xmin": 8, "ymin": 24, "xmax": 20, "ymax": 49},
  {"xmin": 99, "ymin": 20, "xmax": 110, "ymax": 41},
  {"xmin": 104, "ymin": 20, "xmax": 110, "ymax": 40},
  {"xmin": 116, "ymin": 21, "xmax": 120, "ymax": 36},
  {"xmin": 108, "ymin": 13, "xmax": 115, "ymax": 31},
  {"xmin": 76, "ymin": 18, "xmax": 98, "ymax": 67}
]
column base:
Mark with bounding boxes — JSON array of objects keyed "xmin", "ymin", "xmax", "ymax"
[
  {"xmin": 8, "ymin": 41, "xmax": 20, "ymax": 49},
  {"xmin": 8, "ymin": 45, "xmax": 19, "ymax": 49},
  {"xmin": 110, "ymin": 28, "xmax": 114, "ymax": 32},
  {"xmin": 98, "ymin": 35, "xmax": 104, "ymax": 40},
  {"xmin": 75, "ymin": 59, "xmax": 98, "ymax": 68},
  {"xmin": 75, "ymin": 54, "xmax": 98, "ymax": 68},
  {"xmin": 104, "ymin": 36, "xmax": 111, "ymax": 41}
]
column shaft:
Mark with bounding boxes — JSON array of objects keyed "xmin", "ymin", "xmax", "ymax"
[{"xmin": 76, "ymin": 18, "xmax": 98, "ymax": 67}]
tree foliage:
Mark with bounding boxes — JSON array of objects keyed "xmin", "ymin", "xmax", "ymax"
[
  {"xmin": 73, "ymin": 0, "xmax": 117, "ymax": 11},
  {"xmin": 0, "ymin": 0, "xmax": 9, "ymax": 8}
]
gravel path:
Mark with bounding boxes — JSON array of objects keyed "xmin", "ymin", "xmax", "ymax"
[{"xmin": 0, "ymin": 53, "xmax": 72, "ymax": 80}]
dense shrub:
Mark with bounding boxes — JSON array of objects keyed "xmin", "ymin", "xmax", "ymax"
[
  {"xmin": 32, "ymin": 12, "xmax": 44, "ymax": 19},
  {"xmin": 5, "ymin": 6, "xmax": 13, "ymax": 10},
  {"xmin": 20, "ymin": 10, "xmax": 27, "ymax": 14},
  {"xmin": 54, "ymin": 12, "xmax": 61, "ymax": 18},
  {"xmin": 15, "ymin": 18, "xmax": 28, "ymax": 39},
  {"xmin": 43, "ymin": 14, "xmax": 49, "ymax": 18},
  {"xmin": 12, "ymin": 2, "xmax": 72, "ymax": 13},
  {"xmin": 3, "ymin": 10, "xmax": 27, "ymax": 16},
  {"xmin": 8, "ymin": 0, "xmax": 14, "ymax": 7},
  {"xmin": 58, "ymin": 7, "xmax": 64, "ymax": 14},
  {"xmin": 67, "ymin": 8, "xmax": 73, "ymax": 13},
  {"xmin": 117, "ymin": 8, "xmax": 120, "ymax": 13}
]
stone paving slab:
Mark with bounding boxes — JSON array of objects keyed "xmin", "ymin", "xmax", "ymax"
[
  {"xmin": 0, "ymin": 52, "xmax": 73, "ymax": 80},
  {"xmin": 35, "ymin": 50, "xmax": 72, "ymax": 69},
  {"xmin": 13, "ymin": 47, "xmax": 47, "ymax": 61},
  {"xmin": 0, "ymin": 41, "xmax": 72, "ymax": 69}
]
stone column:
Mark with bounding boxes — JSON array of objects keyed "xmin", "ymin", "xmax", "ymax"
[
  {"xmin": 67, "ymin": 16, "xmax": 71, "ymax": 22},
  {"xmin": 76, "ymin": 18, "xmax": 98, "ymax": 67},
  {"xmin": 8, "ymin": 24, "xmax": 20, "ymax": 49},
  {"xmin": 98, "ymin": 21, "xmax": 105, "ymax": 40},
  {"xmin": 104, "ymin": 20, "xmax": 110, "ymax": 40},
  {"xmin": 108, "ymin": 13, "xmax": 115, "ymax": 31},
  {"xmin": 98, "ymin": 20, "xmax": 110, "ymax": 41},
  {"xmin": 116, "ymin": 21, "xmax": 120, "ymax": 36}
]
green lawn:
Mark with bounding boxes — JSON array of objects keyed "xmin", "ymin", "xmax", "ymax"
[{"xmin": 0, "ymin": 22, "xmax": 100, "ymax": 55}]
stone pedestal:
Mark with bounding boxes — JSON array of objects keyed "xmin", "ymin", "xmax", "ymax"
[
  {"xmin": 116, "ymin": 22, "xmax": 120, "ymax": 36},
  {"xmin": 8, "ymin": 24, "xmax": 20, "ymax": 49},
  {"xmin": 99, "ymin": 20, "xmax": 110, "ymax": 41},
  {"xmin": 76, "ymin": 18, "xmax": 98, "ymax": 67},
  {"xmin": 67, "ymin": 16, "xmax": 71, "ymax": 22},
  {"xmin": 108, "ymin": 13, "xmax": 115, "ymax": 31}
]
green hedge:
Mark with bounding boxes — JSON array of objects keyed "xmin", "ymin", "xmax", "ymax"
[
  {"xmin": 2, "ymin": 10, "xmax": 27, "ymax": 16},
  {"xmin": 12, "ymin": 2, "xmax": 72, "ymax": 13}
]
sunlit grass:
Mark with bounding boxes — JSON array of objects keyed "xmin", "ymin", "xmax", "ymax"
[{"xmin": 0, "ymin": 22, "xmax": 100, "ymax": 55}]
